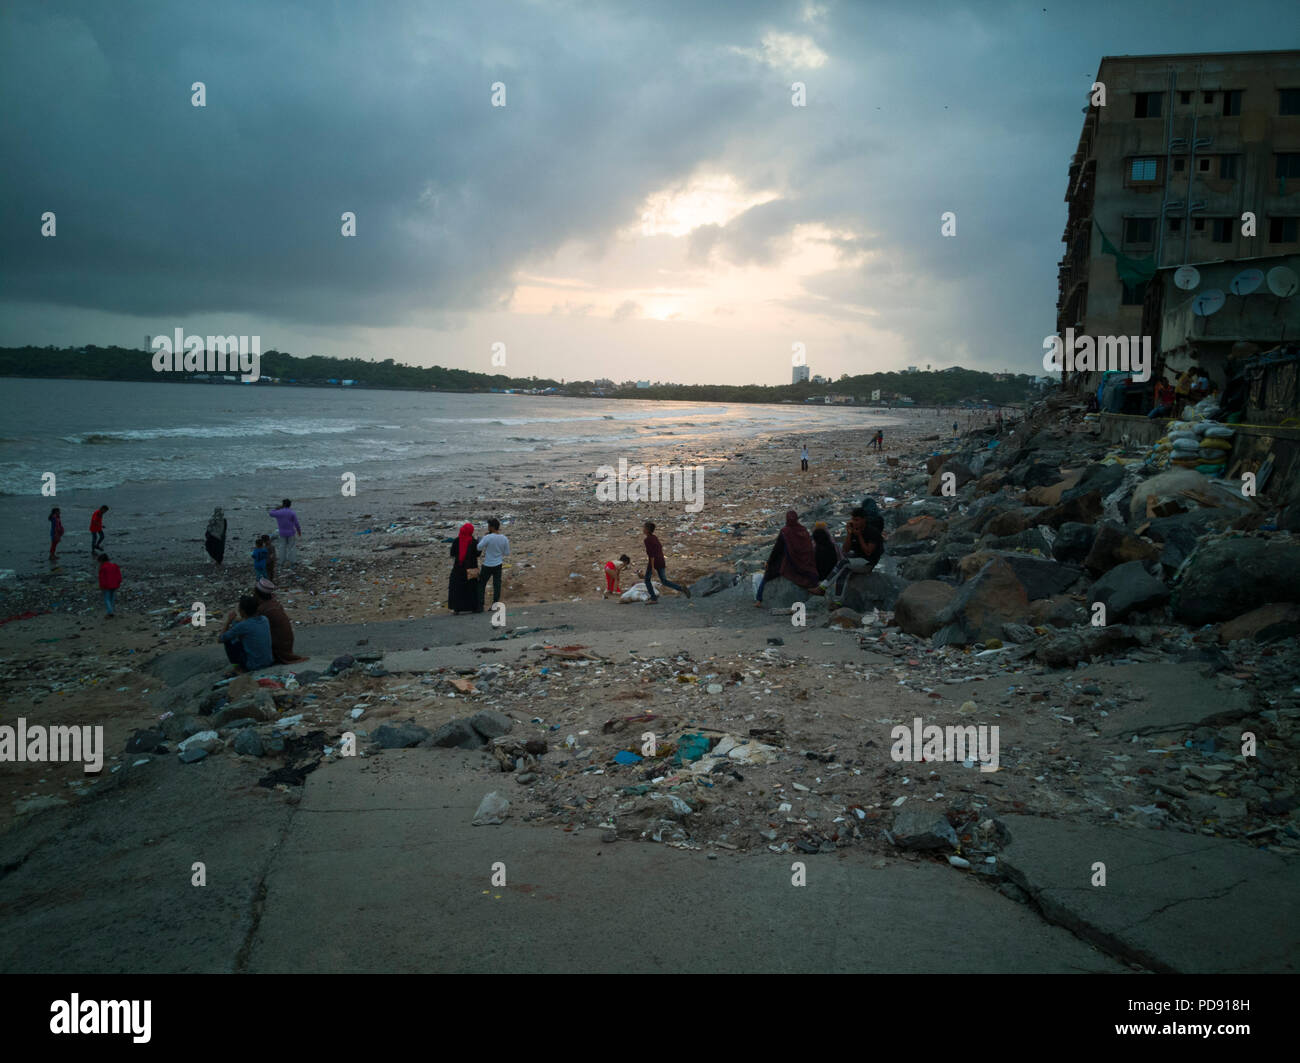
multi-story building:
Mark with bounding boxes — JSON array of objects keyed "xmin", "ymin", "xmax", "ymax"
[
  {"xmin": 1058, "ymin": 50, "xmax": 1300, "ymax": 392},
  {"xmin": 792, "ymin": 364, "xmax": 810, "ymax": 384}
]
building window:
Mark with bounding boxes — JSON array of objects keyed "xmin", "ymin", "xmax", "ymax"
[
  {"xmin": 1121, "ymin": 280, "xmax": 1148, "ymax": 306},
  {"xmin": 1222, "ymin": 90, "xmax": 1242, "ymax": 116},
  {"xmin": 1169, "ymin": 217, "xmax": 1183, "ymax": 232},
  {"xmin": 1193, "ymin": 217, "xmax": 1206, "ymax": 232},
  {"xmin": 1174, "ymin": 157, "xmax": 1186, "ymax": 172},
  {"xmin": 1203, "ymin": 91, "xmax": 1215, "ymax": 104},
  {"xmin": 1211, "ymin": 218, "xmax": 1234, "ymax": 242},
  {"xmin": 1277, "ymin": 154, "xmax": 1300, "ymax": 179},
  {"xmin": 1280, "ymin": 89, "xmax": 1300, "ymax": 116},
  {"xmin": 1179, "ymin": 90, "xmax": 1191, "ymax": 105},
  {"xmin": 1219, "ymin": 154, "xmax": 1239, "ymax": 179},
  {"xmin": 1198, "ymin": 157, "xmax": 1211, "ymax": 172},
  {"xmin": 1269, "ymin": 217, "xmax": 1299, "ymax": 242},
  {"xmin": 1129, "ymin": 157, "xmax": 1159, "ymax": 182},
  {"xmin": 1134, "ymin": 91, "xmax": 1163, "ymax": 118},
  {"xmin": 1123, "ymin": 217, "xmax": 1155, "ymax": 245}
]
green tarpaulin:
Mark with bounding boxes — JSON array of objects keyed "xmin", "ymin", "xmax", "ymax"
[{"xmin": 1096, "ymin": 222, "xmax": 1156, "ymax": 286}]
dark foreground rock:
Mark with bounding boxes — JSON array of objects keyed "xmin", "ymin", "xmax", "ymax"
[
  {"xmin": 932, "ymin": 559, "xmax": 1030, "ymax": 647},
  {"xmin": 1087, "ymin": 561, "xmax": 1170, "ymax": 621},
  {"xmin": 1173, "ymin": 539, "xmax": 1300, "ymax": 624}
]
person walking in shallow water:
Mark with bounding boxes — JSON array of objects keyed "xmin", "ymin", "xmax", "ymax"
[
  {"xmin": 800, "ymin": 444, "xmax": 809, "ymax": 472},
  {"xmin": 89, "ymin": 505, "xmax": 108, "ymax": 553},
  {"xmin": 48, "ymin": 507, "xmax": 64, "ymax": 561}
]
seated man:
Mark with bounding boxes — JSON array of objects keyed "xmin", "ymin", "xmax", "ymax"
[
  {"xmin": 253, "ymin": 578, "xmax": 305, "ymax": 664},
  {"xmin": 819, "ymin": 506, "xmax": 884, "ymax": 606},
  {"xmin": 218, "ymin": 594, "xmax": 274, "ymax": 672}
]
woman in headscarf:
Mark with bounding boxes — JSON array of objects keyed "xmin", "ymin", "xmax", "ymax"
[
  {"xmin": 755, "ymin": 509, "xmax": 824, "ymax": 605},
  {"xmin": 811, "ymin": 521, "xmax": 840, "ymax": 581},
  {"xmin": 447, "ymin": 521, "xmax": 481, "ymax": 614},
  {"xmin": 205, "ymin": 507, "xmax": 228, "ymax": 565}
]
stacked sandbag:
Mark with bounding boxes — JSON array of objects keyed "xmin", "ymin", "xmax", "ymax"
[
  {"xmin": 1193, "ymin": 420, "xmax": 1234, "ymax": 476},
  {"xmin": 1167, "ymin": 420, "xmax": 1201, "ymax": 469}
]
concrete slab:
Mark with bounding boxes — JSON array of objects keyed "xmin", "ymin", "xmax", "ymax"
[
  {"xmin": 245, "ymin": 752, "xmax": 1125, "ymax": 973},
  {"xmin": 997, "ymin": 814, "xmax": 1300, "ymax": 973}
]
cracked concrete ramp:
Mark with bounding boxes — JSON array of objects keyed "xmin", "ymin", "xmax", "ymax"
[{"xmin": 997, "ymin": 815, "xmax": 1299, "ymax": 973}]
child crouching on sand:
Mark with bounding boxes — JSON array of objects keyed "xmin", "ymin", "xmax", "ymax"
[{"xmin": 604, "ymin": 554, "xmax": 631, "ymax": 598}]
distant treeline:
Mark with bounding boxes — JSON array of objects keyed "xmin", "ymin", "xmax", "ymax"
[{"xmin": 0, "ymin": 345, "xmax": 1040, "ymax": 405}]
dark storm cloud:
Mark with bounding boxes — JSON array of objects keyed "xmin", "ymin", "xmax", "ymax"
[
  {"xmin": 2, "ymin": 0, "xmax": 1295, "ymax": 375},
  {"xmin": 0, "ymin": 0, "xmax": 787, "ymax": 325}
]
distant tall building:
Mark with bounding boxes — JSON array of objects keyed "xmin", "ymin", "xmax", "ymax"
[
  {"xmin": 1058, "ymin": 50, "xmax": 1300, "ymax": 391},
  {"xmin": 792, "ymin": 365, "xmax": 810, "ymax": 384}
]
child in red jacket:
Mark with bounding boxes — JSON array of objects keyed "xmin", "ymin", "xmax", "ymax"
[{"xmin": 97, "ymin": 553, "xmax": 122, "ymax": 618}]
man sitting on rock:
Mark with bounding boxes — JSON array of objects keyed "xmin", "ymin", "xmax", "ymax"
[
  {"xmin": 820, "ymin": 506, "xmax": 884, "ymax": 606},
  {"xmin": 253, "ymin": 578, "xmax": 306, "ymax": 664},
  {"xmin": 218, "ymin": 594, "xmax": 274, "ymax": 673}
]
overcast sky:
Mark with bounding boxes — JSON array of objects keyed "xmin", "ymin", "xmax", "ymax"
[{"xmin": 2, "ymin": 0, "xmax": 1294, "ymax": 384}]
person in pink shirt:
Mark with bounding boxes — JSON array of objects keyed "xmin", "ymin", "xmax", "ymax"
[{"xmin": 268, "ymin": 499, "xmax": 303, "ymax": 569}]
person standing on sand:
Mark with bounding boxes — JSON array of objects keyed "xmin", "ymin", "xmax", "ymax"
[
  {"xmin": 48, "ymin": 507, "xmax": 64, "ymax": 561},
  {"xmin": 870, "ymin": 429, "xmax": 883, "ymax": 452},
  {"xmin": 800, "ymin": 444, "xmax": 809, "ymax": 472},
  {"xmin": 448, "ymin": 522, "xmax": 481, "ymax": 614},
  {"xmin": 642, "ymin": 521, "xmax": 689, "ymax": 604},
  {"xmin": 205, "ymin": 507, "xmax": 228, "ymax": 565},
  {"xmin": 754, "ymin": 510, "xmax": 823, "ymax": 606},
  {"xmin": 476, "ymin": 517, "xmax": 510, "ymax": 609},
  {"xmin": 604, "ymin": 554, "xmax": 631, "ymax": 598},
  {"xmin": 89, "ymin": 505, "xmax": 109, "ymax": 553},
  {"xmin": 268, "ymin": 500, "xmax": 302, "ymax": 569},
  {"xmin": 251, "ymin": 535, "xmax": 270, "ymax": 580},
  {"xmin": 97, "ymin": 553, "xmax": 122, "ymax": 618}
]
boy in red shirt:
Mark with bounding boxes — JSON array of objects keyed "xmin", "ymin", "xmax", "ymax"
[
  {"xmin": 642, "ymin": 522, "xmax": 690, "ymax": 604},
  {"xmin": 97, "ymin": 553, "xmax": 122, "ymax": 618}
]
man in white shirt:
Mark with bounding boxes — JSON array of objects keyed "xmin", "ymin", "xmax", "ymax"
[{"xmin": 476, "ymin": 517, "xmax": 510, "ymax": 609}]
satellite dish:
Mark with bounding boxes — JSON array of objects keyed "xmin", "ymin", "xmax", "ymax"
[
  {"xmin": 1174, "ymin": 265, "xmax": 1201, "ymax": 291},
  {"xmin": 1266, "ymin": 266, "xmax": 1298, "ymax": 297},
  {"xmin": 1229, "ymin": 268, "xmax": 1264, "ymax": 296},
  {"xmin": 1192, "ymin": 289, "xmax": 1225, "ymax": 316}
]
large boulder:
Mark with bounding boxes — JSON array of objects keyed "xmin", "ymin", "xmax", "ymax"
[
  {"xmin": 1060, "ymin": 463, "xmax": 1125, "ymax": 505},
  {"xmin": 890, "ymin": 515, "xmax": 948, "ymax": 544},
  {"xmin": 1052, "ymin": 522, "xmax": 1096, "ymax": 564},
  {"xmin": 1218, "ymin": 603, "xmax": 1300, "ymax": 644},
  {"xmin": 373, "ymin": 722, "xmax": 433, "ymax": 749},
  {"xmin": 983, "ymin": 508, "xmax": 1044, "ymax": 537},
  {"xmin": 1029, "ymin": 595, "xmax": 1083, "ymax": 628},
  {"xmin": 1144, "ymin": 509, "xmax": 1221, "ymax": 569},
  {"xmin": 890, "ymin": 807, "xmax": 959, "ymax": 851},
  {"xmin": 932, "ymin": 559, "xmax": 1031, "ymax": 647},
  {"xmin": 1083, "ymin": 522, "xmax": 1161, "ymax": 576},
  {"xmin": 1038, "ymin": 490, "xmax": 1103, "ymax": 529},
  {"xmin": 469, "ymin": 710, "xmax": 514, "ymax": 740},
  {"xmin": 893, "ymin": 581, "xmax": 957, "ymax": 637},
  {"xmin": 839, "ymin": 571, "xmax": 907, "ymax": 612},
  {"xmin": 956, "ymin": 551, "xmax": 1083, "ymax": 600},
  {"xmin": 1035, "ymin": 626, "xmax": 1147, "ymax": 668},
  {"xmin": 1087, "ymin": 561, "xmax": 1170, "ymax": 620},
  {"xmin": 928, "ymin": 460, "xmax": 975, "ymax": 497},
  {"xmin": 1173, "ymin": 539, "xmax": 1300, "ymax": 625},
  {"xmin": 431, "ymin": 719, "xmax": 485, "ymax": 749},
  {"xmin": 758, "ymin": 577, "xmax": 815, "ymax": 608},
  {"xmin": 689, "ymin": 570, "xmax": 738, "ymax": 598}
]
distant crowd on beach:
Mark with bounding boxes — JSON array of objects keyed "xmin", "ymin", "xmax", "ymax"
[{"xmin": 43, "ymin": 497, "xmax": 308, "ymax": 676}]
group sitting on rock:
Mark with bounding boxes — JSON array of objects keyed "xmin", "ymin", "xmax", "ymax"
[{"xmin": 217, "ymin": 578, "xmax": 305, "ymax": 673}]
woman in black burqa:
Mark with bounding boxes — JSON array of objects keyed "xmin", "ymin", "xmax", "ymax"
[
  {"xmin": 205, "ymin": 507, "xmax": 228, "ymax": 565},
  {"xmin": 448, "ymin": 521, "xmax": 482, "ymax": 614}
]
